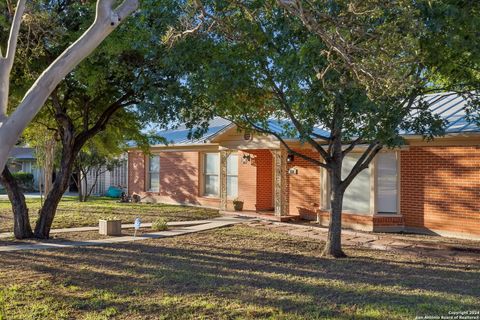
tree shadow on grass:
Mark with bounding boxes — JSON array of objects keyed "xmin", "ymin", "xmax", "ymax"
[{"xmin": 0, "ymin": 227, "xmax": 478, "ymax": 319}]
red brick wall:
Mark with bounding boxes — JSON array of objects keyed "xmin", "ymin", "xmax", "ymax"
[
  {"xmin": 128, "ymin": 149, "xmax": 273, "ymax": 211},
  {"xmin": 128, "ymin": 151, "xmax": 221, "ymax": 208},
  {"xmin": 128, "ymin": 151, "xmax": 145, "ymax": 193},
  {"xmin": 238, "ymin": 150, "xmax": 274, "ymax": 211},
  {"xmin": 400, "ymin": 146, "xmax": 480, "ymax": 237},
  {"xmin": 314, "ymin": 210, "xmax": 374, "ymax": 231},
  {"xmin": 158, "ymin": 151, "xmax": 200, "ymax": 204},
  {"xmin": 238, "ymin": 151, "xmax": 257, "ymax": 211},
  {"xmin": 287, "ymin": 148, "xmax": 321, "ymax": 216}
]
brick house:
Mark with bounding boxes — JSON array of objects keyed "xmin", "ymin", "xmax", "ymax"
[{"xmin": 128, "ymin": 93, "xmax": 480, "ymax": 240}]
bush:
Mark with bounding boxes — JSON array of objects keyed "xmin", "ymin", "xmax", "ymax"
[
  {"xmin": 151, "ymin": 218, "xmax": 168, "ymax": 231},
  {"xmin": 12, "ymin": 172, "xmax": 34, "ymax": 191}
]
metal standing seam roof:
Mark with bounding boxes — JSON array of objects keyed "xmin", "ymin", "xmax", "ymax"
[
  {"xmin": 154, "ymin": 117, "xmax": 233, "ymax": 145},
  {"xmin": 417, "ymin": 92, "xmax": 480, "ymax": 134},
  {"xmin": 8, "ymin": 147, "xmax": 36, "ymax": 160},
  {"xmin": 155, "ymin": 92, "xmax": 479, "ymax": 145}
]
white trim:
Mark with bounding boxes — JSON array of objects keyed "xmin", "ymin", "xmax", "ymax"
[
  {"xmin": 205, "ymin": 122, "xmax": 237, "ymax": 142},
  {"xmin": 226, "ymin": 152, "xmax": 238, "ymax": 199},
  {"xmin": 370, "ymin": 156, "xmax": 377, "ymax": 215},
  {"xmin": 375, "ymin": 151, "xmax": 401, "ymax": 215}
]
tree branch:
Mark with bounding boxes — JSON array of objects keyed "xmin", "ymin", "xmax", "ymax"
[
  {"xmin": 3, "ymin": 0, "xmax": 26, "ymax": 61},
  {"xmin": 0, "ymin": 0, "xmax": 139, "ymax": 171},
  {"xmin": 0, "ymin": 0, "xmax": 26, "ymax": 119},
  {"xmin": 341, "ymin": 136, "xmax": 363, "ymax": 157},
  {"xmin": 75, "ymin": 92, "xmax": 134, "ymax": 147},
  {"xmin": 342, "ymin": 141, "xmax": 382, "ymax": 188},
  {"xmin": 260, "ymin": 62, "xmax": 331, "ymax": 161}
]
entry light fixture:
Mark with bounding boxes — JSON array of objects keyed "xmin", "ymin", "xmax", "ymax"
[
  {"xmin": 286, "ymin": 153, "xmax": 294, "ymax": 163},
  {"xmin": 242, "ymin": 154, "xmax": 251, "ymax": 164}
]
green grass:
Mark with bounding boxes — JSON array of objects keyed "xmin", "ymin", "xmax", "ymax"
[
  {"xmin": 0, "ymin": 196, "xmax": 219, "ymax": 232},
  {"xmin": 0, "ymin": 225, "xmax": 478, "ymax": 319}
]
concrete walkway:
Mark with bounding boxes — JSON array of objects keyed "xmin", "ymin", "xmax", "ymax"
[
  {"xmin": 0, "ymin": 220, "xmax": 213, "ymax": 239},
  {"xmin": 0, "ymin": 217, "xmax": 247, "ymax": 252},
  {"xmin": 0, "ymin": 192, "xmax": 79, "ymax": 200}
]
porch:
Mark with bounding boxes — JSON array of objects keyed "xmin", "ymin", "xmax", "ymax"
[
  {"xmin": 210, "ymin": 123, "xmax": 291, "ymax": 217},
  {"xmin": 218, "ymin": 148, "xmax": 290, "ymax": 217}
]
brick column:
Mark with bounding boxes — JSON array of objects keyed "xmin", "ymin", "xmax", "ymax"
[
  {"xmin": 273, "ymin": 149, "xmax": 288, "ymax": 216},
  {"xmin": 220, "ymin": 150, "xmax": 228, "ymax": 211}
]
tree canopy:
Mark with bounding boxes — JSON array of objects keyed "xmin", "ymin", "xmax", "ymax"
[
  {"xmin": 165, "ymin": 0, "xmax": 480, "ymax": 256},
  {"xmin": 2, "ymin": 0, "xmax": 211, "ymax": 239}
]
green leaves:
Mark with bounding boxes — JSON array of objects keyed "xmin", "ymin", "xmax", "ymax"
[{"xmin": 165, "ymin": 0, "xmax": 478, "ymax": 150}]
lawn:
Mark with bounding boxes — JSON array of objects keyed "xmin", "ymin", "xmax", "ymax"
[
  {"xmin": 0, "ymin": 224, "xmax": 478, "ymax": 319},
  {"xmin": 0, "ymin": 196, "xmax": 219, "ymax": 233}
]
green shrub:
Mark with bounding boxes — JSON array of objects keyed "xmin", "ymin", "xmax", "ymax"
[
  {"xmin": 151, "ymin": 218, "xmax": 168, "ymax": 231},
  {"xmin": 12, "ymin": 172, "xmax": 34, "ymax": 191}
]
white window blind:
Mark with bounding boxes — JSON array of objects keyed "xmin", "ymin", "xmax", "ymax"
[
  {"xmin": 342, "ymin": 154, "xmax": 371, "ymax": 214},
  {"xmin": 377, "ymin": 153, "xmax": 398, "ymax": 213},
  {"xmin": 148, "ymin": 155, "xmax": 160, "ymax": 192},
  {"xmin": 226, "ymin": 154, "xmax": 238, "ymax": 198},
  {"xmin": 204, "ymin": 153, "xmax": 219, "ymax": 196}
]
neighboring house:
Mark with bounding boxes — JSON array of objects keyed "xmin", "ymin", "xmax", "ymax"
[
  {"xmin": 2, "ymin": 147, "xmax": 128, "ymax": 196},
  {"xmin": 128, "ymin": 93, "xmax": 480, "ymax": 240},
  {"xmin": 85, "ymin": 154, "xmax": 128, "ymax": 196},
  {"xmin": 6, "ymin": 147, "xmax": 42, "ymax": 190}
]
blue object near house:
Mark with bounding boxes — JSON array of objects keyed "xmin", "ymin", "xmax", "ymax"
[{"xmin": 106, "ymin": 186, "xmax": 122, "ymax": 198}]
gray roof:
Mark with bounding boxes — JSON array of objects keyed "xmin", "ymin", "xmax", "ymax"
[
  {"xmin": 156, "ymin": 93, "xmax": 479, "ymax": 145},
  {"xmin": 418, "ymin": 92, "xmax": 479, "ymax": 134},
  {"xmin": 8, "ymin": 147, "xmax": 36, "ymax": 160},
  {"xmin": 156, "ymin": 117, "xmax": 232, "ymax": 145}
]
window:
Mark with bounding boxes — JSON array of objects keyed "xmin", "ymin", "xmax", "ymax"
[
  {"xmin": 204, "ymin": 153, "xmax": 219, "ymax": 196},
  {"xmin": 342, "ymin": 153, "xmax": 371, "ymax": 214},
  {"xmin": 147, "ymin": 155, "xmax": 160, "ymax": 192},
  {"xmin": 227, "ymin": 154, "xmax": 238, "ymax": 198},
  {"xmin": 376, "ymin": 153, "xmax": 398, "ymax": 214},
  {"xmin": 22, "ymin": 161, "xmax": 32, "ymax": 173}
]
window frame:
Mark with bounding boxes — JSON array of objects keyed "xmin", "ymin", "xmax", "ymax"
[
  {"xmin": 226, "ymin": 153, "xmax": 238, "ymax": 199},
  {"xmin": 374, "ymin": 151, "xmax": 401, "ymax": 215},
  {"xmin": 319, "ymin": 150, "xmax": 401, "ymax": 216},
  {"xmin": 341, "ymin": 152, "xmax": 373, "ymax": 215},
  {"xmin": 147, "ymin": 154, "xmax": 160, "ymax": 192},
  {"xmin": 202, "ymin": 152, "xmax": 220, "ymax": 197}
]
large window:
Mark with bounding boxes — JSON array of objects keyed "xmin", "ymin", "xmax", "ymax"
[
  {"xmin": 147, "ymin": 155, "xmax": 160, "ymax": 192},
  {"xmin": 376, "ymin": 152, "xmax": 398, "ymax": 214},
  {"xmin": 342, "ymin": 153, "xmax": 371, "ymax": 214},
  {"xmin": 22, "ymin": 161, "xmax": 32, "ymax": 173},
  {"xmin": 204, "ymin": 153, "xmax": 219, "ymax": 196},
  {"xmin": 227, "ymin": 154, "xmax": 238, "ymax": 198}
]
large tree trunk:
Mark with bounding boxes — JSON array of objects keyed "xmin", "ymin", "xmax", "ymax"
[
  {"xmin": 322, "ymin": 114, "xmax": 347, "ymax": 258},
  {"xmin": 0, "ymin": 166, "xmax": 33, "ymax": 239},
  {"xmin": 323, "ymin": 164, "xmax": 347, "ymax": 258},
  {"xmin": 34, "ymin": 124, "xmax": 79, "ymax": 239},
  {"xmin": 323, "ymin": 181, "xmax": 346, "ymax": 258},
  {"xmin": 34, "ymin": 146, "xmax": 76, "ymax": 239}
]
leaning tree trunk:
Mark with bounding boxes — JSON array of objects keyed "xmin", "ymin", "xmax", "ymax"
[
  {"xmin": 34, "ymin": 147, "xmax": 76, "ymax": 239},
  {"xmin": 0, "ymin": 166, "xmax": 33, "ymax": 239}
]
